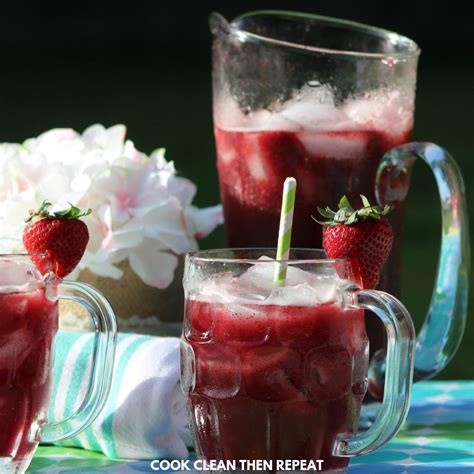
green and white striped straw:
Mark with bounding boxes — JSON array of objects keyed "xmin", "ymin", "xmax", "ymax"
[{"xmin": 273, "ymin": 177, "xmax": 297, "ymax": 287}]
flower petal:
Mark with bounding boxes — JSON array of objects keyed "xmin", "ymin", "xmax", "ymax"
[
  {"xmin": 186, "ymin": 205, "xmax": 224, "ymax": 239},
  {"xmin": 102, "ymin": 223, "xmax": 144, "ymax": 252},
  {"xmin": 129, "ymin": 240, "xmax": 178, "ymax": 289},
  {"xmin": 167, "ymin": 176, "xmax": 196, "ymax": 208}
]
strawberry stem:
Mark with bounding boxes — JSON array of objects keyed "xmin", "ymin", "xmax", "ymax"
[
  {"xmin": 313, "ymin": 195, "xmax": 390, "ymax": 227},
  {"xmin": 25, "ymin": 201, "xmax": 92, "ymax": 223}
]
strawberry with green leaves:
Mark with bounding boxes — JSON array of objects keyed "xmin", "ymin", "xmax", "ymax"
[
  {"xmin": 23, "ymin": 201, "xmax": 91, "ymax": 278},
  {"xmin": 316, "ymin": 195, "xmax": 393, "ymax": 289}
]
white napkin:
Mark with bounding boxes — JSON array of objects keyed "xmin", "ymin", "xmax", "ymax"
[{"xmin": 47, "ymin": 332, "xmax": 191, "ymax": 459}]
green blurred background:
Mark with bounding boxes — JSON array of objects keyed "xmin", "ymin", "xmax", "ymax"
[{"xmin": 0, "ymin": 3, "xmax": 472, "ymax": 378}]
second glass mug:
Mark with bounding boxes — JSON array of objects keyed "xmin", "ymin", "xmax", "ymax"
[
  {"xmin": 181, "ymin": 249, "xmax": 415, "ymax": 472},
  {"xmin": 210, "ymin": 10, "xmax": 470, "ymax": 397},
  {"xmin": 0, "ymin": 254, "xmax": 117, "ymax": 474}
]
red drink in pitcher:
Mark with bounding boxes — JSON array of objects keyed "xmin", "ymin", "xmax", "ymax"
[
  {"xmin": 214, "ymin": 89, "xmax": 413, "ymax": 297},
  {"xmin": 214, "ymin": 91, "xmax": 413, "ymax": 391}
]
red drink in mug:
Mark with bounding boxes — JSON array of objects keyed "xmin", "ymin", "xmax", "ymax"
[
  {"xmin": 186, "ymin": 299, "xmax": 367, "ymax": 471},
  {"xmin": 0, "ymin": 287, "xmax": 57, "ymax": 468},
  {"xmin": 0, "ymin": 255, "xmax": 116, "ymax": 474},
  {"xmin": 181, "ymin": 249, "xmax": 415, "ymax": 472}
]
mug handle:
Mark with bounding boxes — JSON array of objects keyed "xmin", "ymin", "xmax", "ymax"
[
  {"xmin": 375, "ymin": 142, "xmax": 470, "ymax": 383},
  {"xmin": 334, "ymin": 289, "xmax": 415, "ymax": 456},
  {"xmin": 39, "ymin": 280, "xmax": 117, "ymax": 443}
]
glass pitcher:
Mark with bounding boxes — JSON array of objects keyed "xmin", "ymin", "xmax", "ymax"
[
  {"xmin": 210, "ymin": 10, "xmax": 470, "ymax": 398},
  {"xmin": 0, "ymin": 254, "xmax": 117, "ymax": 473}
]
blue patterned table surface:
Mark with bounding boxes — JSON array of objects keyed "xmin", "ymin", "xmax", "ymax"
[{"xmin": 29, "ymin": 381, "xmax": 474, "ymax": 473}]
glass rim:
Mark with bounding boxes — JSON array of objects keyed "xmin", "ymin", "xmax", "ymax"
[
  {"xmin": 224, "ymin": 10, "xmax": 420, "ymax": 60},
  {"xmin": 186, "ymin": 248, "xmax": 351, "ymax": 265},
  {"xmin": 0, "ymin": 252, "xmax": 47, "ymax": 258}
]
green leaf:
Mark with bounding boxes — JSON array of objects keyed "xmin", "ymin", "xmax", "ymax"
[
  {"xmin": 346, "ymin": 212, "xmax": 358, "ymax": 225},
  {"xmin": 360, "ymin": 194, "xmax": 371, "ymax": 208},
  {"xmin": 313, "ymin": 194, "xmax": 390, "ymax": 227},
  {"xmin": 25, "ymin": 200, "xmax": 52, "ymax": 222},
  {"xmin": 25, "ymin": 201, "xmax": 91, "ymax": 222},
  {"xmin": 312, "ymin": 217, "xmax": 332, "ymax": 226},
  {"xmin": 338, "ymin": 195, "xmax": 353, "ymax": 212},
  {"xmin": 51, "ymin": 203, "xmax": 92, "ymax": 219},
  {"xmin": 317, "ymin": 207, "xmax": 336, "ymax": 218}
]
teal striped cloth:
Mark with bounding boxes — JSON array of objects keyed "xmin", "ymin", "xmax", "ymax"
[{"xmin": 45, "ymin": 332, "xmax": 190, "ymax": 460}]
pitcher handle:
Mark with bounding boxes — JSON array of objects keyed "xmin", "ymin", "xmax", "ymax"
[
  {"xmin": 39, "ymin": 280, "xmax": 117, "ymax": 442},
  {"xmin": 375, "ymin": 142, "xmax": 470, "ymax": 382}
]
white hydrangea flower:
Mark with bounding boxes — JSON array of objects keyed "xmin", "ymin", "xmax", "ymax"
[{"xmin": 0, "ymin": 124, "xmax": 223, "ymax": 288}]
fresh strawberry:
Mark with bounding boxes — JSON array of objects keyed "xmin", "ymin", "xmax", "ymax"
[
  {"xmin": 315, "ymin": 195, "xmax": 393, "ymax": 289},
  {"xmin": 23, "ymin": 201, "xmax": 91, "ymax": 278}
]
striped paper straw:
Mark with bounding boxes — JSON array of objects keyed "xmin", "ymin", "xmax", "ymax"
[{"xmin": 273, "ymin": 177, "xmax": 297, "ymax": 286}]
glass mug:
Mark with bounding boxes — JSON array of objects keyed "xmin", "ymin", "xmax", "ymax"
[
  {"xmin": 180, "ymin": 249, "xmax": 415, "ymax": 472},
  {"xmin": 0, "ymin": 254, "xmax": 117, "ymax": 474},
  {"xmin": 210, "ymin": 11, "xmax": 470, "ymax": 398}
]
